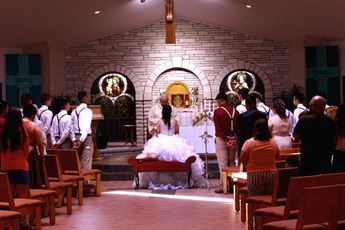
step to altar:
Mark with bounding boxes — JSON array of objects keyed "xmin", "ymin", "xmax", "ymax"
[
  {"xmin": 92, "ymin": 153, "xmax": 220, "ymax": 181},
  {"xmin": 98, "ymin": 144, "xmax": 143, "ymax": 157}
]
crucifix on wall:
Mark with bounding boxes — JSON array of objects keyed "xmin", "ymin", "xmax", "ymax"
[{"xmin": 165, "ymin": 0, "xmax": 176, "ymax": 44}]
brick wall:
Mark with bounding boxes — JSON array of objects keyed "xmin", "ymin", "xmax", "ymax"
[{"xmin": 65, "ymin": 18, "xmax": 290, "ymax": 146}]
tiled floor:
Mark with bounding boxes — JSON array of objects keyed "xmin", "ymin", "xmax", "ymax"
[{"xmin": 42, "ymin": 180, "xmax": 247, "ymax": 230}]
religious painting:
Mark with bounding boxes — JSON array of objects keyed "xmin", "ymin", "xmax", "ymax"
[
  {"xmin": 172, "ymin": 94, "xmax": 184, "ymax": 108},
  {"xmin": 91, "ymin": 73, "xmax": 134, "ymax": 104},
  {"xmin": 227, "ymin": 71, "xmax": 256, "ymax": 92},
  {"xmin": 219, "ymin": 70, "xmax": 265, "ymax": 106},
  {"xmin": 166, "ymin": 80, "xmax": 190, "ymax": 108},
  {"xmin": 100, "ymin": 74, "xmax": 126, "ymax": 98}
]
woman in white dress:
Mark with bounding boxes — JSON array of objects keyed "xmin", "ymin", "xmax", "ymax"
[
  {"xmin": 137, "ymin": 104, "xmax": 206, "ymax": 189},
  {"xmin": 268, "ymin": 98, "xmax": 292, "ymax": 149}
]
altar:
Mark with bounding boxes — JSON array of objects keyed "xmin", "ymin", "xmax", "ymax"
[{"xmin": 178, "ymin": 110, "xmax": 216, "ymax": 154}]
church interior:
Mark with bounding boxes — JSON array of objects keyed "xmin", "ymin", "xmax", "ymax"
[{"xmin": 1, "ymin": 0, "xmax": 345, "ymax": 229}]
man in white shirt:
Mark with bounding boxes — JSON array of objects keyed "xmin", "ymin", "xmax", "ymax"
[
  {"xmin": 236, "ymin": 88, "xmax": 249, "ymax": 114},
  {"xmin": 147, "ymin": 93, "xmax": 177, "ymax": 138},
  {"xmin": 293, "ymin": 92, "xmax": 307, "ymax": 124},
  {"xmin": 71, "ymin": 91, "xmax": 93, "ymax": 170},
  {"xmin": 50, "ymin": 98, "xmax": 72, "ymax": 149},
  {"xmin": 38, "ymin": 93, "xmax": 53, "ymax": 148},
  {"xmin": 252, "ymin": 92, "xmax": 270, "ymax": 118}
]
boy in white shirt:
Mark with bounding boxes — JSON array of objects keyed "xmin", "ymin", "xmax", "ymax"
[
  {"xmin": 293, "ymin": 92, "xmax": 307, "ymax": 125},
  {"xmin": 70, "ymin": 91, "xmax": 93, "ymax": 170},
  {"xmin": 51, "ymin": 98, "xmax": 72, "ymax": 149},
  {"xmin": 38, "ymin": 93, "xmax": 53, "ymax": 148}
]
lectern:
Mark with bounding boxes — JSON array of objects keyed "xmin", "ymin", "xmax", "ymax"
[{"xmin": 89, "ymin": 105, "xmax": 104, "ymax": 160}]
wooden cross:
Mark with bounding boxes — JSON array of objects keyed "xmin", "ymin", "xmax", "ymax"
[{"xmin": 165, "ymin": 0, "xmax": 176, "ymax": 44}]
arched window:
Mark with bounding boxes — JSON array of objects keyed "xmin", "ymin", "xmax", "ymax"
[
  {"xmin": 91, "ymin": 72, "xmax": 136, "ymax": 143},
  {"xmin": 219, "ymin": 70, "xmax": 265, "ymax": 105}
]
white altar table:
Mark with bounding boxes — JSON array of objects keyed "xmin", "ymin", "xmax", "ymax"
[{"xmin": 178, "ymin": 111, "xmax": 216, "ymax": 154}]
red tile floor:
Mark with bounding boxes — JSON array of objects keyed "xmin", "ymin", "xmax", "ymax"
[{"xmin": 42, "ymin": 180, "xmax": 246, "ymax": 230}]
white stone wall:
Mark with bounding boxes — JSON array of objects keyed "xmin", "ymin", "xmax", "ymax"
[{"xmin": 65, "ymin": 18, "xmax": 290, "ymax": 146}]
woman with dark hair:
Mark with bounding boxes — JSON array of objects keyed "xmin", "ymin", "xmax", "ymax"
[
  {"xmin": 240, "ymin": 118, "xmax": 279, "ymax": 196},
  {"xmin": 137, "ymin": 104, "xmax": 206, "ymax": 189},
  {"xmin": 0, "ymin": 108, "xmax": 30, "ymax": 198},
  {"xmin": 0, "ymin": 100, "xmax": 8, "ymax": 128},
  {"xmin": 332, "ymin": 104, "xmax": 345, "ymax": 172},
  {"xmin": 156, "ymin": 104, "xmax": 179, "ymax": 135},
  {"xmin": 268, "ymin": 98, "xmax": 292, "ymax": 149},
  {"xmin": 22, "ymin": 104, "xmax": 45, "ymax": 189}
]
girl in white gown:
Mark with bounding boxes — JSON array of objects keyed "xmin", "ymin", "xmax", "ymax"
[
  {"xmin": 268, "ymin": 98, "xmax": 292, "ymax": 149},
  {"xmin": 138, "ymin": 105, "xmax": 206, "ymax": 189}
]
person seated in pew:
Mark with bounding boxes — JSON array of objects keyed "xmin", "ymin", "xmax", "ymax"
[
  {"xmin": 137, "ymin": 104, "xmax": 206, "ymax": 189},
  {"xmin": 0, "ymin": 108, "xmax": 30, "ymax": 198},
  {"xmin": 240, "ymin": 118, "xmax": 279, "ymax": 196}
]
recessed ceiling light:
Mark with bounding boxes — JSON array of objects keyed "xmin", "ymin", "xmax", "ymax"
[
  {"xmin": 246, "ymin": 5, "xmax": 252, "ymax": 8},
  {"xmin": 94, "ymin": 10, "xmax": 101, "ymax": 14}
]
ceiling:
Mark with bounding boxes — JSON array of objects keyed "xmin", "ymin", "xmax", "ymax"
[{"xmin": 1, "ymin": 0, "xmax": 345, "ymax": 48}]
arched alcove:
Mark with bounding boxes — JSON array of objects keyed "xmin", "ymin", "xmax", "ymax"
[
  {"xmin": 213, "ymin": 61, "xmax": 273, "ymax": 104},
  {"xmin": 91, "ymin": 72, "xmax": 136, "ymax": 142},
  {"xmin": 144, "ymin": 58, "xmax": 211, "ymax": 101}
]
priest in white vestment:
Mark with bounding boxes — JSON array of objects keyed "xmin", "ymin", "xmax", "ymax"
[{"xmin": 148, "ymin": 93, "xmax": 177, "ymax": 138}]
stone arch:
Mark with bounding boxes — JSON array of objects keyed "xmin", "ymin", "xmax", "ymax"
[
  {"xmin": 143, "ymin": 58, "xmax": 211, "ymax": 100},
  {"xmin": 83, "ymin": 63, "xmax": 143, "ymax": 99},
  {"xmin": 212, "ymin": 61, "xmax": 274, "ymax": 104}
]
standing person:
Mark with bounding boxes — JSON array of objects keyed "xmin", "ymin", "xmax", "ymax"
[
  {"xmin": 147, "ymin": 93, "xmax": 177, "ymax": 138},
  {"xmin": 240, "ymin": 119, "xmax": 279, "ymax": 196},
  {"xmin": 268, "ymin": 98, "xmax": 292, "ymax": 149},
  {"xmin": 1, "ymin": 108, "xmax": 30, "ymax": 198},
  {"xmin": 213, "ymin": 93, "xmax": 239, "ymax": 193},
  {"xmin": 269, "ymin": 97, "xmax": 295, "ymax": 137},
  {"xmin": 293, "ymin": 92, "xmax": 307, "ymax": 125},
  {"xmin": 0, "ymin": 100, "xmax": 8, "ymax": 128},
  {"xmin": 37, "ymin": 93, "xmax": 53, "ymax": 148},
  {"xmin": 237, "ymin": 95, "xmax": 267, "ymax": 155},
  {"xmin": 21, "ymin": 93, "xmax": 47, "ymax": 145},
  {"xmin": 293, "ymin": 96, "xmax": 336, "ymax": 176},
  {"xmin": 252, "ymin": 93, "xmax": 270, "ymax": 118},
  {"xmin": 50, "ymin": 98, "xmax": 72, "ymax": 149},
  {"xmin": 22, "ymin": 104, "xmax": 45, "ymax": 189},
  {"xmin": 332, "ymin": 104, "xmax": 345, "ymax": 172},
  {"xmin": 71, "ymin": 91, "xmax": 93, "ymax": 170},
  {"xmin": 236, "ymin": 88, "xmax": 249, "ymax": 114},
  {"xmin": 0, "ymin": 100, "xmax": 8, "ymax": 168}
]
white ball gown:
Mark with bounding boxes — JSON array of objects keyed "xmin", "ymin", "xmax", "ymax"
[{"xmin": 137, "ymin": 119, "xmax": 206, "ymax": 189}]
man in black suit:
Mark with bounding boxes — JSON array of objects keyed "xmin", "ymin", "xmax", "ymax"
[
  {"xmin": 237, "ymin": 95, "xmax": 267, "ymax": 157},
  {"xmin": 293, "ymin": 96, "xmax": 335, "ymax": 176}
]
